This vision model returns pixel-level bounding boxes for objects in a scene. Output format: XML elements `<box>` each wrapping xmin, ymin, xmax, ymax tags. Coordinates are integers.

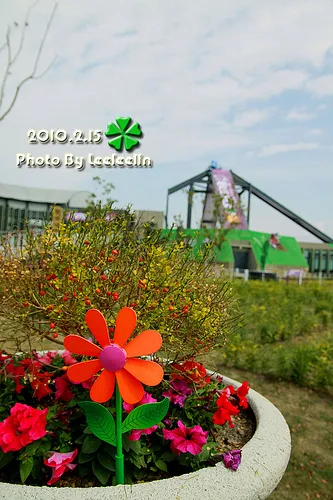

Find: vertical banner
<box><xmin>211</xmin><ymin>170</ymin><xmax>247</xmax><ymax>229</ymax></box>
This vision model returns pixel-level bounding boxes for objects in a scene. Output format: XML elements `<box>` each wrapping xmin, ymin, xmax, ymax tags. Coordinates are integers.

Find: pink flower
<box><xmin>81</xmin><ymin>375</ymin><xmax>97</xmax><ymax>390</ymax></box>
<box><xmin>128</xmin><ymin>425</ymin><xmax>158</xmax><ymax>441</ymax></box>
<box><xmin>61</xmin><ymin>350</ymin><xmax>77</xmax><ymax>366</ymax></box>
<box><xmin>36</xmin><ymin>351</ymin><xmax>57</xmax><ymax>365</ymax></box>
<box><xmin>44</xmin><ymin>449</ymin><xmax>78</xmax><ymax>485</ymax></box>
<box><xmin>123</xmin><ymin>392</ymin><xmax>158</xmax><ymax>440</ymax></box>
<box><xmin>123</xmin><ymin>392</ymin><xmax>157</xmax><ymax>413</ymax></box>
<box><xmin>162</xmin><ymin>420</ymin><xmax>208</xmax><ymax>455</ymax></box>
<box><xmin>162</xmin><ymin>380</ymin><xmax>193</xmax><ymax>408</ymax></box>
<box><xmin>0</xmin><ymin>403</ymin><xmax>48</xmax><ymax>453</ymax></box>
<box><xmin>55</xmin><ymin>375</ymin><xmax>74</xmax><ymax>402</ymax></box>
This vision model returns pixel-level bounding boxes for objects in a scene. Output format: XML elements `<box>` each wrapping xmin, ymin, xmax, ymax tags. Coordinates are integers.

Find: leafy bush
<box><xmin>217</xmin><ymin>281</ymin><xmax>333</xmax><ymax>391</ymax></box>
<box><xmin>0</xmin><ymin>205</ymin><xmax>237</xmax><ymax>361</ymax></box>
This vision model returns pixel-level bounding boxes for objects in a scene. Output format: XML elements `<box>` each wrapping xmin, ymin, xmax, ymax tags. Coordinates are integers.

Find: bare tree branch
<box><xmin>0</xmin><ymin>1</ymin><xmax>58</xmax><ymax>123</ymax></box>
<box><xmin>10</xmin><ymin>1</ymin><xmax>38</xmax><ymax>66</ymax></box>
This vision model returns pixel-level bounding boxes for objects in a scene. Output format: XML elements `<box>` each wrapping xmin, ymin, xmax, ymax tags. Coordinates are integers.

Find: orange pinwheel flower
<box><xmin>64</xmin><ymin>308</ymin><xmax>163</xmax><ymax>405</ymax></box>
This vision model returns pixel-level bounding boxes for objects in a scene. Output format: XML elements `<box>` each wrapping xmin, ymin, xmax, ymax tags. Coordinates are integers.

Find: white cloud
<box><xmin>286</xmin><ymin>109</ymin><xmax>313</xmax><ymax>121</ymax></box>
<box><xmin>234</xmin><ymin>109</ymin><xmax>270</xmax><ymax>128</ymax></box>
<box><xmin>259</xmin><ymin>142</ymin><xmax>319</xmax><ymax>156</ymax></box>
<box><xmin>310</xmin><ymin>128</ymin><xmax>323</xmax><ymax>135</ymax></box>
<box><xmin>306</xmin><ymin>74</ymin><xmax>333</xmax><ymax>96</ymax></box>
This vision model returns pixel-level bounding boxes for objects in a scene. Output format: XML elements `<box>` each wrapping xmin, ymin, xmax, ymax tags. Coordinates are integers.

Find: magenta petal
<box><xmin>186</xmin><ymin>441</ymin><xmax>203</xmax><ymax>455</ymax></box>
<box><xmin>223</xmin><ymin>449</ymin><xmax>242</xmax><ymax>471</ymax></box>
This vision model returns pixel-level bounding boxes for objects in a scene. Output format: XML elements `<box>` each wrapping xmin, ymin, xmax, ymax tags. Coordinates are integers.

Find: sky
<box><xmin>1</xmin><ymin>0</ymin><xmax>333</xmax><ymax>242</ymax></box>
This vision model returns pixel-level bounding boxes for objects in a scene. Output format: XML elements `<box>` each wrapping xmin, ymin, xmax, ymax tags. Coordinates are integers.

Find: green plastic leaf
<box><xmin>79</xmin><ymin>401</ymin><xmax>116</xmax><ymax>446</ymax></box>
<box><xmin>155</xmin><ymin>459</ymin><xmax>168</xmax><ymax>472</ymax></box>
<box><xmin>20</xmin><ymin>457</ymin><xmax>33</xmax><ymax>483</ymax></box>
<box><xmin>82</xmin><ymin>435</ymin><xmax>101</xmax><ymax>454</ymax></box>
<box><xmin>97</xmin><ymin>451</ymin><xmax>115</xmax><ymax>471</ymax></box>
<box><xmin>92</xmin><ymin>458</ymin><xmax>111</xmax><ymax>485</ymax></box>
<box><xmin>122</xmin><ymin>398</ymin><xmax>170</xmax><ymax>434</ymax></box>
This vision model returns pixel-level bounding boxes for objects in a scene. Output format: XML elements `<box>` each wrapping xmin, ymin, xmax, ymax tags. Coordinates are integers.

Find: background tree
<box><xmin>0</xmin><ymin>1</ymin><xmax>58</xmax><ymax>122</ymax></box>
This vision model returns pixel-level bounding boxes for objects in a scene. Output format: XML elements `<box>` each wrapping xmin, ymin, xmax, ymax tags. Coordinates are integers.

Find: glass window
<box><xmin>303</xmin><ymin>249</ymin><xmax>311</xmax><ymax>267</ymax></box>
<box><xmin>321</xmin><ymin>251</ymin><xmax>328</xmax><ymax>272</ymax></box>
<box><xmin>314</xmin><ymin>250</ymin><xmax>320</xmax><ymax>272</ymax></box>
<box><xmin>329</xmin><ymin>253</ymin><xmax>333</xmax><ymax>272</ymax></box>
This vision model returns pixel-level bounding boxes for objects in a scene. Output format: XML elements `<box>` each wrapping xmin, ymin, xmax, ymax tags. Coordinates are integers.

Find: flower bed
<box><xmin>0</xmin><ymin>343</ymin><xmax>254</xmax><ymax>488</ymax></box>
<box><xmin>0</xmin><ymin>369</ymin><xmax>290</xmax><ymax>499</ymax></box>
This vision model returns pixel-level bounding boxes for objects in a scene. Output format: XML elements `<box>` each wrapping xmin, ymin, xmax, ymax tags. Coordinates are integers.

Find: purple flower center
<box><xmin>99</xmin><ymin>344</ymin><xmax>126</xmax><ymax>371</ymax></box>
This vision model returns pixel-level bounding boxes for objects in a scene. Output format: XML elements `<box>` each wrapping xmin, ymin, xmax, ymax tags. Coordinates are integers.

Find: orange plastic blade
<box><xmin>113</xmin><ymin>307</ymin><xmax>137</xmax><ymax>347</ymax></box>
<box><xmin>124</xmin><ymin>358</ymin><xmax>164</xmax><ymax>386</ymax></box>
<box><xmin>116</xmin><ymin>368</ymin><xmax>144</xmax><ymax>404</ymax></box>
<box><xmin>85</xmin><ymin>309</ymin><xmax>110</xmax><ymax>348</ymax></box>
<box><xmin>64</xmin><ymin>335</ymin><xmax>102</xmax><ymax>357</ymax></box>
<box><xmin>66</xmin><ymin>359</ymin><xmax>102</xmax><ymax>383</ymax></box>
<box><xmin>90</xmin><ymin>370</ymin><xmax>115</xmax><ymax>403</ymax></box>
<box><xmin>124</xmin><ymin>330</ymin><xmax>162</xmax><ymax>358</ymax></box>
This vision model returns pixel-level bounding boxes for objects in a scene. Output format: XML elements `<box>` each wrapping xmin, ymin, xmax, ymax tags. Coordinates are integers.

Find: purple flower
<box><xmin>162</xmin><ymin>380</ymin><xmax>193</xmax><ymax>407</ymax></box>
<box><xmin>223</xmin><ymin>450</ymin><xmax>242</xmax><ymax>471</ymax></box>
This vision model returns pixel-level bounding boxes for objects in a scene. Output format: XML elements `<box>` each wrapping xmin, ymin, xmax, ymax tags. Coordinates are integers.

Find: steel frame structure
<box><xmin>165</xmin><ymin>167</ymin><xmax>333</xmax><ymax>244</ymax></box>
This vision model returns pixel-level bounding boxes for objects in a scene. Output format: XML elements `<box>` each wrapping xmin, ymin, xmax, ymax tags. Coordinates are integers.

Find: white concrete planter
<box><xmin>0</xmin><ymin>372</ymin><xmax>291</xmax><ymax>500</ymax></box>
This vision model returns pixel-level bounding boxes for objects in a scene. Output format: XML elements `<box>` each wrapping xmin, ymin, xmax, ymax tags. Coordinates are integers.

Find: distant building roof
<box><xmin>0</xmin><ymin>183</ymin><xmax>91</xmax><ymax>206</ymax></box>
<box><xmin>161</xmin><ymin>228</ymin><xmax>308</xmax><ymax>268</ymax></box>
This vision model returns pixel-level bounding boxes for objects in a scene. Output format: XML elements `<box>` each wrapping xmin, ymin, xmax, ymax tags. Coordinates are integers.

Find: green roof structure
<box><xmin>161</xmin><ymin>228</ymin><xmax>308</xmax><ymax>268</ymax></box>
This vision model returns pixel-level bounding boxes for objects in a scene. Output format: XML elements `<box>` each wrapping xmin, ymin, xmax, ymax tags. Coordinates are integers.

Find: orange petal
<box><xmin>90</xmin><ymin>370</ymin><xmax>115</xmax><ymax>403</ymax></box>
<box><xmin>125</xmin><ymin>330</ymin><xmax>162</xmax><ymax>358</ymax></box>
<box><xmin>116</xmin><ymin>368</ymin><xmax>144</xmax><ymax>404</ymax></box>
<box><xmin>64</xmin><ymin>335</ymin><xmax>102</xmax><ymax>357</ymax></box>
<box><xmin>66</xmin><ymin>359</ymin><xmax>102</xmax><ymax>383</ymax></box>
<box><xmin>124</xmin><ymin>358</ymin><xmax>163</xmax><ymax>386</ymax></box>
<box><xmin>113</xmin><ymin>307</ymin><xmax>137</xmax><ymax>347</ymax></box>
<box><xmin>85</xmin><ymin>309</ymin><xmax>110</xmax><ymax>348</ymax></box>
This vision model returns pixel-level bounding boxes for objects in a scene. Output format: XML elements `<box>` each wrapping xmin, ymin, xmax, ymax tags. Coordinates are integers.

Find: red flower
<box><xmin>30</xmin><ymin>373</ymin><xmax>53</xmax><ymax>400</ymax></box>
<box><xmin>213</xmin><ymin>402</ymin><xmax>239</xmax><ymax>428</ymax></box>
<box><xmin>55</xmin><ymin>375</ymin><xmax>74</xmax><ymax>402</ymax></box>
<box><xmin>44</xmin><ymin>449</ymin><xmax>78</xmax><ymax>485</ymax></box>
<box><xmin>236</xmin><ymin>381</ymin><xmax>250</xmax><ymax>408</ymax></box>
<box><xmin>0</xmin><ymin>403</ymin><xmax>48</xmax><ymax>453</ymax></box>
<box><xmin>5</xmin><ymin>363</ymin><xmax>25</xmax><ymax>393</ymax></box>
<box><xmin>213</xmin><ymin>388</ymin><xmax>240</xmax><ymax>428</ymax></box>
<box><xmin>171</xmin><ymin>360</ymin><xmax>210</xmax><ymax>386</ymax></box>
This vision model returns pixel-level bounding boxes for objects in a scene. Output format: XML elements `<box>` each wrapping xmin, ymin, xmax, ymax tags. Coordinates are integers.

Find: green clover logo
<box><xmin>105</xmin><ymin>117</ymin><xmax>142</xmax><ymax>152</ymax></box>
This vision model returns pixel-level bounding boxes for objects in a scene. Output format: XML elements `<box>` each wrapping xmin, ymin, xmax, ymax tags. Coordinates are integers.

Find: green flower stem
<box><xmin>115</xmin><ymin>384</ymin><xmax>124</xmax><ymax>485</ymax></box>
